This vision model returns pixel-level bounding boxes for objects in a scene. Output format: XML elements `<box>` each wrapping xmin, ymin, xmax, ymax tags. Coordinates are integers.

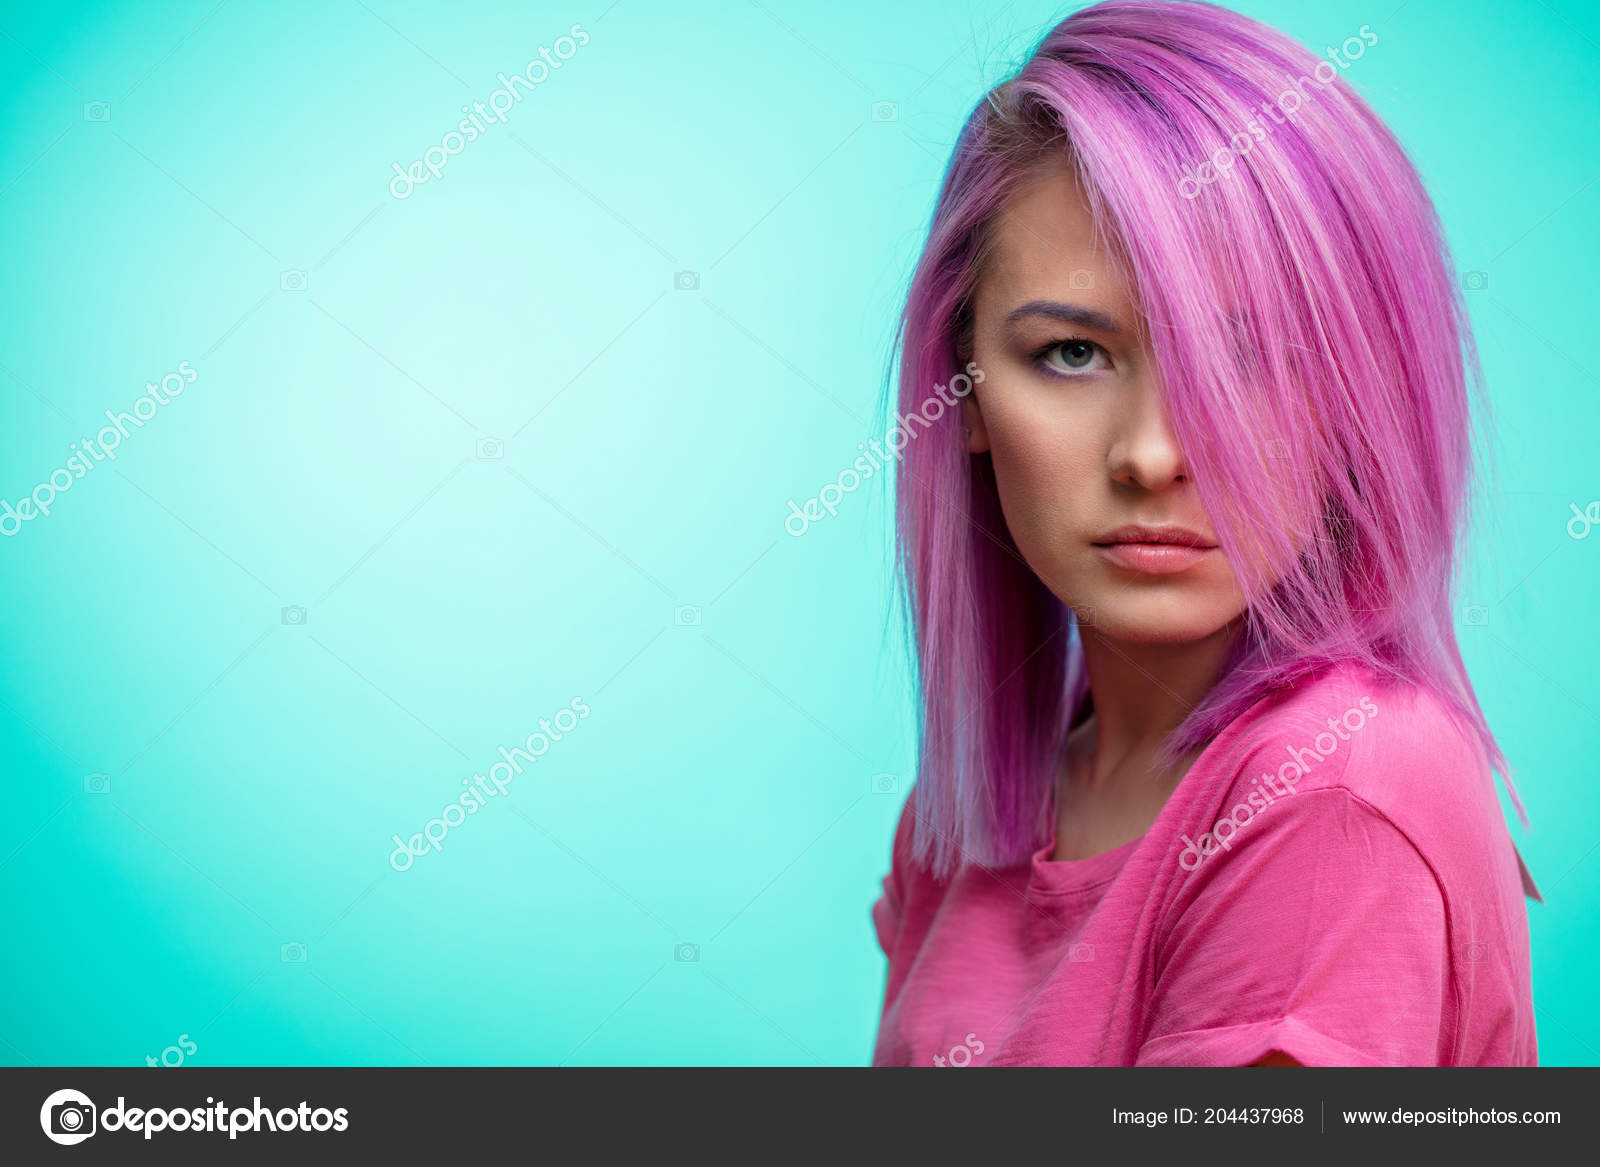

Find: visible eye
<box><xmin>1034</xmin><ymin>338</ymin><xmax>1111</xmax><ymax>377</ymax></box>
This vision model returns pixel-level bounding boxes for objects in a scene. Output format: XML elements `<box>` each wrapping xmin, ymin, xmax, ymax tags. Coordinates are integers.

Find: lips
<box><xmin>1092</xmin><ymin>524</ymin><xmax>1218</xmax><ymax>574</ymax></box>
<box><xmin>1093</xmin><ymin>524</ymin><xmax>1216</xmax><ymax>548</ymax></box>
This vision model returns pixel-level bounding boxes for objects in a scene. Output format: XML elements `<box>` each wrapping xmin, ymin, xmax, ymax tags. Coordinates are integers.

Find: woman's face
<box><xmin>965</xmin><ymin>154</ymin><xmax>1248</xmax><ymax>644</ymax></box>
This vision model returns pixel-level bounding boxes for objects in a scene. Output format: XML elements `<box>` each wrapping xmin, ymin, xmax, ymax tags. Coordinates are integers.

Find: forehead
<box><xmin>976</xmin><ymin>155</ymin><xmax>1131</xmax><ymax>311</ymax></box>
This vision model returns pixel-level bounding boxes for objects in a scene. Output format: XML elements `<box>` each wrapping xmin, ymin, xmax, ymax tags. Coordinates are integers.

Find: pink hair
<box><xmin>894</xmin><ymin>0</ymin><xmax>1518</xmax><ymax>878</ymax></box>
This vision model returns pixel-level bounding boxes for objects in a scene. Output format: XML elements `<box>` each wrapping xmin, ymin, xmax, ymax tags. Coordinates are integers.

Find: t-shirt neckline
<box><xmin>1028</xmin><ymin>832</ymin><xmax>1142</xmax><ymax>894</ymax></box>
<box><xmin>1026</xmin><ymin>679</ymin><xmax>1291</xmax><ymax>895</ymax></box>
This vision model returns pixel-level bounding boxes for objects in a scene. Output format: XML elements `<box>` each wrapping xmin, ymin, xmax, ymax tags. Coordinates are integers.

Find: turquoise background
<box><xmin>0</xmin><ymin>0</ymin><xmax>1594</xmax><ymax>1066</ymax></box>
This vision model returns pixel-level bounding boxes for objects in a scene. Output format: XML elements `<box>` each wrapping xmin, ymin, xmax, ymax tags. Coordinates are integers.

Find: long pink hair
<box><xmin>894</xmin><ymin>0</ymin><xmax>1517</xmax><ymax>878</ymax></box>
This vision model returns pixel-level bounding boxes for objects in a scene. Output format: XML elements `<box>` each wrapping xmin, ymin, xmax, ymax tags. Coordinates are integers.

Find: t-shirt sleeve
<box><xmin>871</xmin><ymin>794</ymin><xmax>917</xmax><ymax>957</ymax></box>
<box><xmin>1135</xmin><ymin>788</ymin><xmax>1450</xmax><ymax>1066</ymax></box>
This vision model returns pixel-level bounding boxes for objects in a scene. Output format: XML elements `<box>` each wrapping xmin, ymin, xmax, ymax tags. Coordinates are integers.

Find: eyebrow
<box><xmin>1003</xmin><ymin>300</ymin><xmax>1123</xmax><ymax>333</ymax></box>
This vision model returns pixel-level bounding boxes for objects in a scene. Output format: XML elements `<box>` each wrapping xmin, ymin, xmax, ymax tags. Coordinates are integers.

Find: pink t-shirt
<box><xmin>870</xmin><ymin>660</ymin><xmax>1536</xmax><ymax>1066</ymax></box>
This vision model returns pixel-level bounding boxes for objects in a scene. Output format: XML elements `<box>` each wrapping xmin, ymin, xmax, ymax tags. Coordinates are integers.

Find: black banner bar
<box><xmin>3</xmin><ymin>1067</ymin><xmax>1591</xmax><ymax>1161</ymax></box>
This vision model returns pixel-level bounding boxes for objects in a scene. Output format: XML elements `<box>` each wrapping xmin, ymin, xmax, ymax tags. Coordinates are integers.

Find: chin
<box><xmin>1079</xmin><ymin>616</ymin><xmax>1228</xmax><ymax>644</ymax></box>
<box><xmin>1070</xmin><ymin>593</ymin><xmax>1239</xmax><ymax>645</ymax></box>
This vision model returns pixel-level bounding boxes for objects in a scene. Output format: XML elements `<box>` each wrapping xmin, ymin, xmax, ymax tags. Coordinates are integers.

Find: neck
<box><xmin>1074</xmin><ymin>617</ymin><xmax>1242</xmax><ymax>783</ymax></box>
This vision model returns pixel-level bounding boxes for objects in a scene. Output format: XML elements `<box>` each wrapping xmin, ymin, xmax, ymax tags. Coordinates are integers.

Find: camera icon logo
<box><xmin>674</xmin><ymin>605</ymin><xmax>701</xmax><ymax>627</ymax></box>
<box><xmin>82</xmin><ymin>102</ymin><xmax>111</xmax><ymax>122</ymax></box>
<box><xmin>476</xmin><ymin>437</ymin><xmax>504</xmax><ymax>460</ymax></box>
<box><xmin>280</xmin><ymin>269</ymin><xmax>308</xmax><ymax>292</ymax></box>
<box><xmin>1463</xmin><ymin>605</ymin><xmax>1488</xmax><ymax>627</ymax></box>
<box><xmin>674</xmin><ymin>942</ymin><xmax>700</xmax><ymax>962</ymax></box>
<box><xmin>281</xmin><ymin>605</ymin><xmax>308</xmax><ymax>626</ymax></box>
<box><xmin>1068</xmin><ymin>269</ymin><xmax>1096</xmax><ymax>290</ymax></box>
<box><xmin>871</xmin><ymin>773</ymin><xmax>899</xmax><ymax>795</ymax></box>
<box><xmin>1068</xmin><ymin>941</ymin><xmax>1095</xmax><ymax>962</ymax></box>
<box><xmin>1464</xmin><ymin>941</ymin><xmax>1488</xmax><ymax>962</ymax></box>
<box><xmin>872</xmin><ymin>100</ymin><xmax>899</xmax><ymax>121</ymax></box>
<box><xmin>83</xmin><ymin>772</ymin><xmax>111</xmax><ymax>795</ymax></box>
<box><xmin>1075</xmin><ymin>605</ymin><xmax>1098</xmax><ymax>628</ymax></box>
<box><xmin>674</xmin><ymin>270</ymin><xmax>700</xmax><ymax>291</ymax></box>
<box><xmin>1461</xmin><ymin>270</ymin><xmax>1488</xmax><ymax>292</ymax></box>
<box><xmin>40</xmin><ymin>1088</ymin><xmax>96</xmax><ymax>1145</ymax></box>
<box><xmin>281</xmin><ymin>941</ymin><xmax>308</xmax><ymax>963</ymax></box>
<box><xmin>1265</xmin><ymin>437</ymin><xmax>1289</xmax><ymax>459</ymax></box>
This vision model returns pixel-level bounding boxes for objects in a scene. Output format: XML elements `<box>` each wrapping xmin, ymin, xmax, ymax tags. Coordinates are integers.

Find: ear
<box><xmin>962</xmin><ymin>391</ymin><xmax>990</xmax><ymax>453</ymax></box>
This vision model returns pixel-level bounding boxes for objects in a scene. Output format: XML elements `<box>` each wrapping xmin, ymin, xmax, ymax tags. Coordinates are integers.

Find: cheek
<box><xmin>983</xmin><ymin>396</ymin><xmax>1100</xmax><ymax>537</ymax></box>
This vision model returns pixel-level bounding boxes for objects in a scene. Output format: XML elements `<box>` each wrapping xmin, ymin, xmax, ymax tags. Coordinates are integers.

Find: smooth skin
<box><xmin>962</xmin><ymin>153</ymin><xmax>1295</xmax><ymax>1067</ymax></box>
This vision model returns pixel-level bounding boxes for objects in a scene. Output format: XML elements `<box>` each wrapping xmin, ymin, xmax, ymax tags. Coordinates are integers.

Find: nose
<box><xmin>1105</xmin><ymin>374</ymin><xmax>1187</xmax><ymax>491</ymax></box>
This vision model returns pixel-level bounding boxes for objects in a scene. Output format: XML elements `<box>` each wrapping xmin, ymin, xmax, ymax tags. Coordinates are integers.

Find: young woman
<box><xmin>871</xmin><ymin>0</ymin><xmax>1537</xmax><ymax>1067</ymax></box>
